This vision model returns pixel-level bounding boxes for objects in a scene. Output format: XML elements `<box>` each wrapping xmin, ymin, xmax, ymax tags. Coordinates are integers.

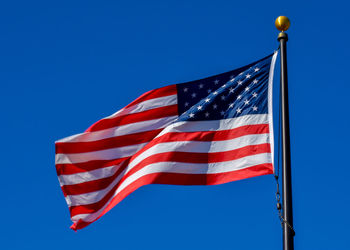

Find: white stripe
<box><xmin>66</xmin><ymin>134</ymin><xmax>270</xmax><ymax>207</ymax></box>
<box><xmin>55</xmin><ymin>143</ymin><xmax>148</xmax><ymax>164</ymax></box>
<box><xmin>56</xmin><ymin>116</ymin><xmax>177</xmax><ymax>143</ymax></box>
<box><xmin>71</xmin><ymin>152</ymin><xmax>272</xmax><ymax>223</ymax></box>
<box><xmin>58</xmin><ymin>164</ymin><xmax>123</xmax><ymax>186</ymax></box>
<box><xmin>58</xmin><ymin>133</ymin><xmax>268</xmax><ymax>186</ymax></box>
<box><xmin>157</xmin><ymin>114</ymin><xmax>269</xmax><ymax>137</ymax></box>
<box><xmin>104</xmin><ymin>95</ymin><xmax>177</xmax><ymax>119</ymax></box>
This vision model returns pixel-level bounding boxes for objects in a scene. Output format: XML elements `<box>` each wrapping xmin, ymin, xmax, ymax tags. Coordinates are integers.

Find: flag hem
<box><xmin>268</xmin><ymin>50</ymin><xmax>278</xmax><ymax>171</ymax></box>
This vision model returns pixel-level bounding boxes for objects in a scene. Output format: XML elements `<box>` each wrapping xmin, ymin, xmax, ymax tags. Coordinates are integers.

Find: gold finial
<box><xmin>275</xmin><ymin>16</ymin><xmax>290</xmax><ymax>32</ymax></box>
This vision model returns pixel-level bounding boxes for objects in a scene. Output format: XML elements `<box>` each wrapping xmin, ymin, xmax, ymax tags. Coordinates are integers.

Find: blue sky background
<box><xmin>1</xmin><ymin>1</ymin><xmax>349</xmax><ymax>249</ymax></box>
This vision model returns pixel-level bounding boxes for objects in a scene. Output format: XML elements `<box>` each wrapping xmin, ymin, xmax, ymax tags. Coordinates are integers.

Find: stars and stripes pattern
<box><xmin>55</xmin><ymin>51</ymin><xmax>278</xmax><ymax>230</ymax></box>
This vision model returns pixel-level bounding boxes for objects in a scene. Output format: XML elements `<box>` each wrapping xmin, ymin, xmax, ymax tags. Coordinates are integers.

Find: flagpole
<box><xmin>275</xmin><ymin>16</ymin><xmax>294</xmax><ymax>250</ymax></box>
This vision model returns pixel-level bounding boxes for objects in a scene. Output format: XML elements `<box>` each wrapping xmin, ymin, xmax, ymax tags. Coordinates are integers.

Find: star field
<box><xmin>176</xmin><ymin>54</ymin><xmax>274</xmax><ymax>121</ymax></box>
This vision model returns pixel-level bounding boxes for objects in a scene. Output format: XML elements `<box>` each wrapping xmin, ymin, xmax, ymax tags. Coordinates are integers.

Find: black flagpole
<box><xmin>275</xmin><ymin>16</ymin><xmax>294</xmax><ymax>250</ymax></box>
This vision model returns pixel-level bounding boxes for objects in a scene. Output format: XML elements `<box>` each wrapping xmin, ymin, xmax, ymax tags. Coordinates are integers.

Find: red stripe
<box><xmin>132</xmin><ymin>124</ymin><xmax>269</xmax><ymax>160</ymax></box>
<box><xmin>57</xmin><ymin>124</ymin><xmax>268</xmax><ymax>175</ymax></box>
<box><xmin>56</xmin><ymin>128</ymin><xmax>163</xmax><ymax>154</ymax></box>
<box><xmin>68</xmin><ymin>143</ymin><xmax>271</xmax><ymax>216</ymax></box>
<box><xmin>70</xmin><ymin>163</ymin><xmax>273</xmax><ymax>231</ymax></box>
<box><xmin>85</xmin><ymin>104</ymin><xmax>178</xmax><ymax>132</ymax></box>
<box><xmin>124</xmin><ymin>85</ymin><xmax>177</xmax><ymax>109</ymax></box>
<box><xmin>56</xmin><ymin>157</ymin><xmax>129</xmax><ymax>175</ymax></box>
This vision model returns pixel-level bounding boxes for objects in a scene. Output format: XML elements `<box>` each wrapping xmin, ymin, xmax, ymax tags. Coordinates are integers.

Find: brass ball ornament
<box><xmin>275</xmin><ymin>16</ymin><xmax>290</xmax><ymax>32</ymax></box>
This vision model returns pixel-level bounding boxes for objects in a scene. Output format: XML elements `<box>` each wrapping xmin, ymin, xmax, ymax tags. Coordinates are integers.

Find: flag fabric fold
<box><xmin>55</xmin><ymin>51</ymin><xmax>278</xmax><ymax>230</ymax></box>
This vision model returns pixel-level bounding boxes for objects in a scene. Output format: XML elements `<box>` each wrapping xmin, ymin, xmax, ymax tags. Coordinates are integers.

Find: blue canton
<box><xmin>176</xmin><ymin>54</ymin><xmax>274</xmax><ymax>121</ymax></box>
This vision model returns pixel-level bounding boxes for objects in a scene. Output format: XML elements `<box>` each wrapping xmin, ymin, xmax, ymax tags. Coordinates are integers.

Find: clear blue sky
<box><xmin>1</xmin><ymin>1</ymin><xmax>349</xmax><ymax>249</ymax></box>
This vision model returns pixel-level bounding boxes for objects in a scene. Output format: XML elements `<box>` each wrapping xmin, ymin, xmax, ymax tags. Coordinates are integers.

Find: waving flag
<box><xmin>55</xmin><ymin>51</ymin><xmax>278</xmax><ymax>230</ymax></box>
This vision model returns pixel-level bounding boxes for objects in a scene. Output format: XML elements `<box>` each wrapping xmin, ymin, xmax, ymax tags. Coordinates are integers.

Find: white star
<box><xmin>197</xmin><ymin>105</ymin><xmax>202</xmax><ymax>110</ymax></box>
<box><xmin>253</xmin><ymin>106</ymin><xmax>258</xmax><ymax>111</ymax></box>
<box><xmin>213</xmin><ymin>91</ymin><xmax>218</xmax><ymax>95</ymax></box>
<box><xmin>245</xmin><ymin>86</ymin><xmax>250</xmax><ymax>92</ymax></box>
<box><xmin>199</xmin><ymin>84</ymin><xmax>204</xmax><ymax>89</ymax></box>
<box><xmin>253</xmin><ymin>79</ymin><xmax>259</xmax><ymax>84</ymax></box>
<box><xmin>220</xmin><ymin>111</ymin><xmax>225</xmax><ymax>116</ymax></box>
<box><xmin>244</xmin><ymin>99</ymin><xmax>250</xmax><ymax>105</ymax></box>
<box><xmin>205</xmin><ymin>112</ymin><xmax>210</xmax><ymax>117</ymax></box>
<box><xmin>184</xmin><ymin>102</ymin><xmax>189</xmax><ymax>107</ymax></box>
<box><xmin>252</xmin><ymin>92</ymin><xmax>258</xmax><ymax>98</ymax></box>
<box><xmin>207</xmin><ymin>89</ymin><xmax>212</xmax><ymax>93</ymax></box>
<box><xmin>229</xmin><ymin>87</ymin><xmax>234</xmax><ymax>93</ymax></box>
<box><xmin>213</xmin><ymin>104</ymin><xmax>218</xmax><ymax>109</ymax></box>
<box><xmin>236</xmin><ymin>108</ymin><xmax>242</xmax><ymax>113</ymax></box>
<box><xmin>214</xmin><ymin>79</ymin><xmax>219</xmax><ymax>84</ymax></box>
<box><xmin>189</xmin><ymin>113</ymin><xmax>195</xmax><ymax>118</ymax></box>
<box><xmin>229</xmin><ymin>103</ymin><xmax>234</xmax><ymax>108</ymax></box>
<box><xmin>237</xmin><ymin>80</ymin><xmax>243</xmax><ymax>85</ymax></box>
<box><xmin>254</xmin><ymin>67</ymin><xmax>260</xmax><ymax>72</ymax></box>
<box><xmin>183</xmin><ymin>88</ymin><xmax>188</xmax><ymax>92</ymax></box>
<box><xmin>205</xmin><ymin>98</ymin><xmax>210</xmax><ymax>103</ymax></box>
<box><xmin>191</xmin><ymin>93</ymin><xmax>197</xmax><ymax>98</ymax></box>
<box><xmin>237</xmin><ymin>95</ymin><xmax>242</xmax><ymax>100</ymax></box>
<box><xmin>246</xmin><ymin>74</ymin><xmax>251</xmax><ymax>79</ymax></box>
<box><xmin>221</xmin><ymin>95</ymin><xmax>226</xmax><ymax>100</ymax></box>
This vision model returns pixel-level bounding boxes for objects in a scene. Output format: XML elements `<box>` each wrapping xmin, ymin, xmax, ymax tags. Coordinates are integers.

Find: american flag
<box><xmin>55</xmin><ymin>52</ymin><xmax>278</xmax><ymax>230</ymax></box>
